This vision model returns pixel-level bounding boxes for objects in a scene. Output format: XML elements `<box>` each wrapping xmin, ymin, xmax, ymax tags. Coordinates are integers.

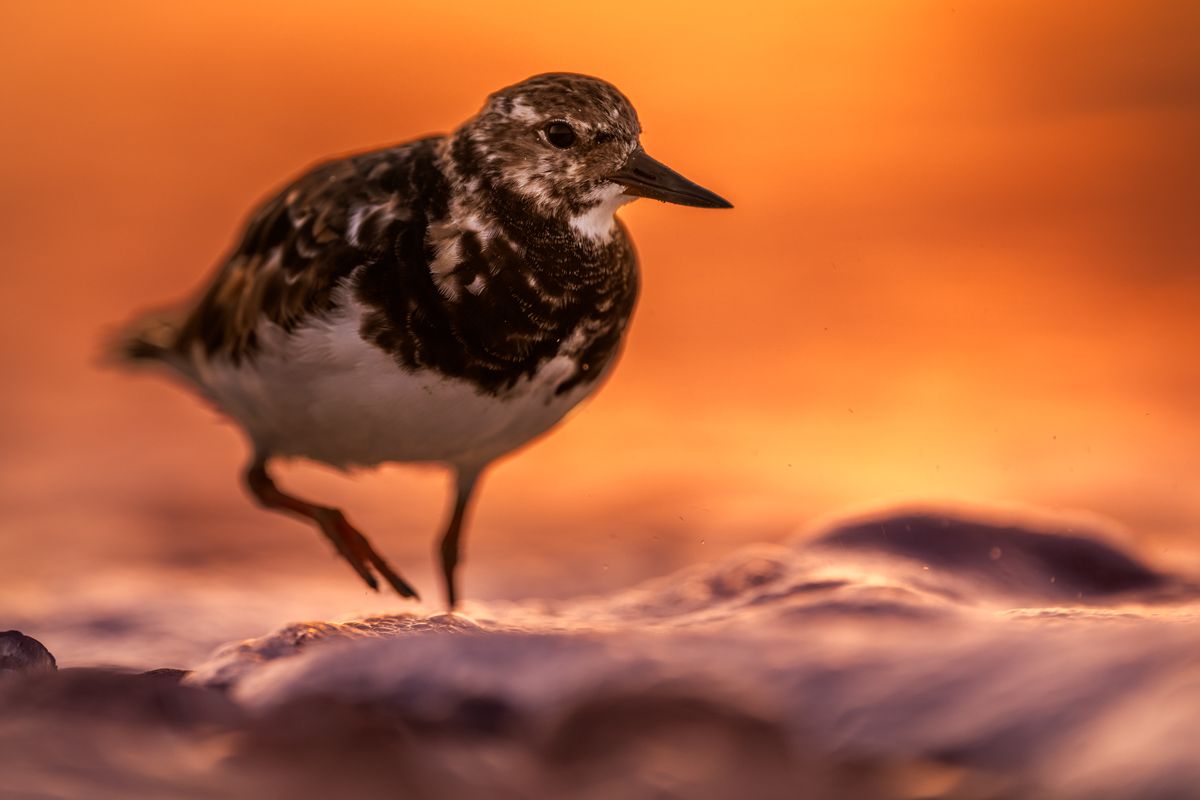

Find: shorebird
<box><xmin>116</xmin><ymin>73</ymin><xmax>732</xmax><ymax>608</ymax></box>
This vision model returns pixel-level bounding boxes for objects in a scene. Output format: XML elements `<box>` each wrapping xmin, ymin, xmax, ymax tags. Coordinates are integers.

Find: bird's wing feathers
<box><xmin>173</xmin><ymin>138</ymin><xmax>441</xmax><ymax>363</ymax></box>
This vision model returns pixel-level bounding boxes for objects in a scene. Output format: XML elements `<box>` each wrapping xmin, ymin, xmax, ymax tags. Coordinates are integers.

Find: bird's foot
<box><xmin>313</xmin><ymin>508</ymin><xmax>420</xmax><ymax>599</ymax></box>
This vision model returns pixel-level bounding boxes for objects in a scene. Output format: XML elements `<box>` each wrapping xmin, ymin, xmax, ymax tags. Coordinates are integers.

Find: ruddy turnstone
<box><xmin>116</xmin><ymin>73</ymin><xmax>731</xmax><ymax>608</ymax></box>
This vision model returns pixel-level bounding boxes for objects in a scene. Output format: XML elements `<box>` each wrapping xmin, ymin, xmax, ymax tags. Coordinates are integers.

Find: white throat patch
<box><xmin>569</xmin><ymin>184</ymin><xmax>635</xmax><ymax>241</ymax></box>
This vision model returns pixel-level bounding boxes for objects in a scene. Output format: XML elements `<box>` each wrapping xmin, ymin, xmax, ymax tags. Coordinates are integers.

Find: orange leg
<box><xmin>244</xmin><ymin>459</ymin><xmax>419</xmax><ymax>599</ymax></box>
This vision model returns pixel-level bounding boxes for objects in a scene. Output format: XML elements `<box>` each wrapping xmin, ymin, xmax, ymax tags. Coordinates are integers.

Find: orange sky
<box><xmin>1</xmin><ymin>1</ymin><xmax>1198</xmax><ymax>603</ymax></box>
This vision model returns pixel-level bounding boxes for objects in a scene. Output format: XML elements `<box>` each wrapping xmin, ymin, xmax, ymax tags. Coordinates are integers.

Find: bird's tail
<box><xmin>103</xmin><ymin>305</ymin><xmax>189</xmax><ymax>371</ymax></box>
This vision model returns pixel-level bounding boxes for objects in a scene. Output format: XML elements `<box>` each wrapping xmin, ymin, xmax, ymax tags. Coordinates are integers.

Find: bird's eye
<box><xmin>544</xmin><ymin>121</ymin><xmax>577</xmax><ymax>149</ymax></box>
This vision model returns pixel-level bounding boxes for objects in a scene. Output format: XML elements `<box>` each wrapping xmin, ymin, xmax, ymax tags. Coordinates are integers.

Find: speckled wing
<box><xmin>172</xmin><ymin>138</ymin><xmax>441</xmax><ymax>363</ymax></box>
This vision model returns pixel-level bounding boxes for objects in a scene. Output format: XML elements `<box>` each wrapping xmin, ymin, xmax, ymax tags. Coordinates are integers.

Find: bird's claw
<box><xmin>315</xmin><ymin>508</ymin><xmax>420</xmax><ymax>599</ymax></box>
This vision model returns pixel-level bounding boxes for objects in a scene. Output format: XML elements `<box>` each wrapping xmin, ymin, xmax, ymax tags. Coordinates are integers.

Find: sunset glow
<box><xmin>1</xmin><ymin>0</ymin><xmax>1197</xmax><ymax>605</ymax></box>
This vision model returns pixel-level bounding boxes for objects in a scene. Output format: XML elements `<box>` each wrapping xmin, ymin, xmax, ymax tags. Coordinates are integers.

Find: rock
<box><xmin>814</xmin><ymin>512</ymin><xmax>1169</xmax><ymax>601</ymax></box>
<box><xmin>0</xmin><ymin>631</ymin><xmax>57</xmax><ymax>674</ymax></box>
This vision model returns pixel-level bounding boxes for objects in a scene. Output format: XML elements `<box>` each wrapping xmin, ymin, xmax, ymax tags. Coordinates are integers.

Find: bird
<box><xmin>115</xmin><ymin>72</ymin><xmax>732</xmax><ymax>608</ymax></box>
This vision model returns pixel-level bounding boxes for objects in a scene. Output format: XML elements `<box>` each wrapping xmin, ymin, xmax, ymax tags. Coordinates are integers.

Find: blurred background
<box><xmin>1</xmin><ymin>1</ymin><xmax>1197</xmax><ymax>664</ymax></box>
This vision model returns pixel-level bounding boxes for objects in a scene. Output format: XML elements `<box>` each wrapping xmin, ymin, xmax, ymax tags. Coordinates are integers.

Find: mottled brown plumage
<box><xmin>175</xmin><ymin>144</ymin><xmax>430</xmax><ymax>365</ymax></box>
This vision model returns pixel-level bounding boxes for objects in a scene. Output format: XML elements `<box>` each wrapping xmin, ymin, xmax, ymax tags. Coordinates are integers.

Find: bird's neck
<box><xmin>439</xmin><ymin>132</ymin><xmax>626</xmax><ymax>256</ymax></box>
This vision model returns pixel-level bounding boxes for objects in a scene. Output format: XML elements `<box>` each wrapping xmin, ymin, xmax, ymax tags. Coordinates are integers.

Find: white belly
<box><xmin>188</xmin><ymin>292</ymin><xmax>611</xmax><ymax>470</ymax></box>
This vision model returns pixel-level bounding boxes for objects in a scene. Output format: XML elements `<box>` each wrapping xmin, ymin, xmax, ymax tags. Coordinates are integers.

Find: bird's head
<box><xmin>452</xmin><ymin>73</ymin><xmax>731</xmax><ymax>238</ymax></box>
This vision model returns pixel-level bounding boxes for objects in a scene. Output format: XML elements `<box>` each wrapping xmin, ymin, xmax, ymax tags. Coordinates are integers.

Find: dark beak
<box><xmin>609</xmin><ymin>147</ymin><xmax>733</xmax><ymax>209</ymax></box>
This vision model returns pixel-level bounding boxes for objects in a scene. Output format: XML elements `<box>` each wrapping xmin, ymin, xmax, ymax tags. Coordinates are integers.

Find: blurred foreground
<box><xmin>4</xmin><ymin>509</ymin><xmax>1199</xmax><ymax>799</ymax></box>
